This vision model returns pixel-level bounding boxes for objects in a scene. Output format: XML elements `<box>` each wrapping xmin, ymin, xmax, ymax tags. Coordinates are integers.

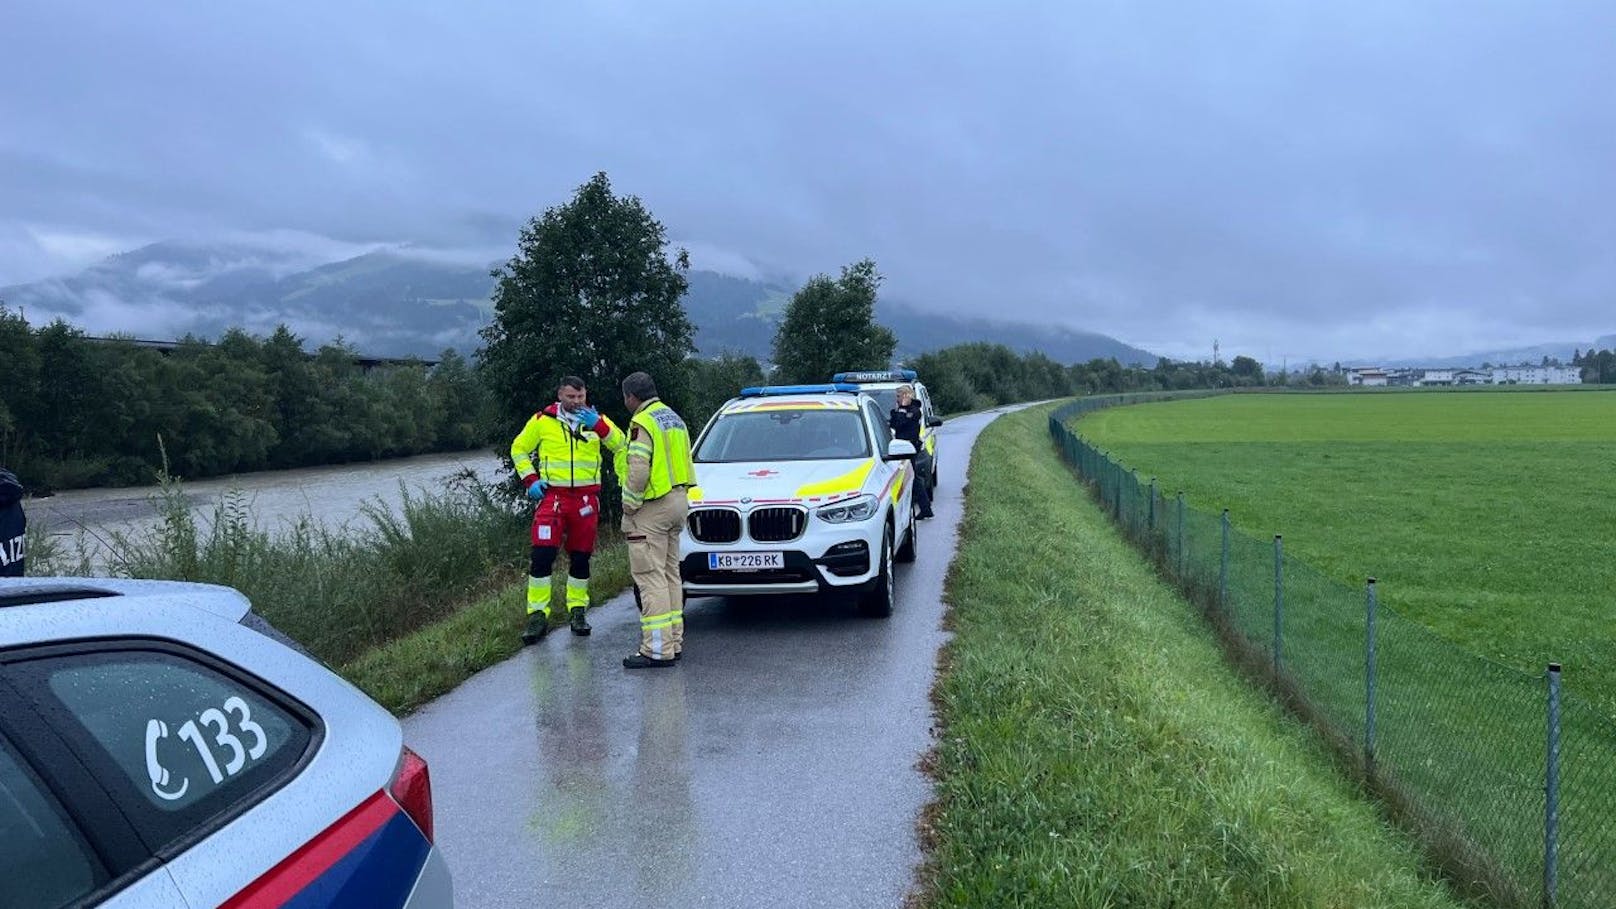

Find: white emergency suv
<box><xmin>830</xmin><ymin>369</ymin><xmax>944</xmax><ymax>489</ymax></box>
<box><xmin>679</xmin><ymin>383</ymin><xmax>920</xmax><ymax>616</ymax></box>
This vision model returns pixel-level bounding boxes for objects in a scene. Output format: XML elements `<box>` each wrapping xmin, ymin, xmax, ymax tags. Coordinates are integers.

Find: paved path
<box><xmin>404</xmin><ymin>408</ymin><xmax>1013</xmax><ymax>909</ymax></box>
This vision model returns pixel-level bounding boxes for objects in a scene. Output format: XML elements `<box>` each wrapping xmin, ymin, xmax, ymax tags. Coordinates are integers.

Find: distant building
<box><xmin>1454</xmin><ymin>369</ymin><xmax>1491</xmax><ymax>385</ymax></box>
<box><xmin>1491</xmin><ymin>365</ymin><xmax>1582</xmax><ymax>385</ymax></box>
<box><xmin>1419</xmin><ymin>368</ymin><xmax>1455</xmax><ymax>386</ymax></box>
<box><xmin>1349</xmin><ymin>368</ymin><xmax>1389</xmax><ymax>387</ymax></box>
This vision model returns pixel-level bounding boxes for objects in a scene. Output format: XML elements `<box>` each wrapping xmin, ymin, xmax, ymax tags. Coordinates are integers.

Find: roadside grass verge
<box><xmin>918</xmin><ymin>404</ymin><xmax>1463</xmax><ymax>908</ymax></box>
<box><xmin>31</xmin><ymin>469</ymin><xmax>631</xmax><ymax>713</ymax></box>
<box><xmin>340</xmin><ymin>539</ymin><xmax>630</xmax><ymax>714</ymax></box>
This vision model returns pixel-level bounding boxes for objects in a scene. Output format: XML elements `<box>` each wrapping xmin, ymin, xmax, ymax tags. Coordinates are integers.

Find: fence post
<box><xmin>1365</xmin><ymin>577</ymin><xmax>1378</xmax><ymax>773</ymax></box>
<box><xmin>1219</xmin><ymin>509</ymin><xmax>1230</xmax><ymax>611</ymax></box>
<box><xmin>1147</xmin><ymin>478</ymin><xmax>1157</xmax><ymax>533</ymax></box>
<box><xmin>1545</xmin><ymin>662</ymin><xmax>1562</xmax><ymax>909</ymax></box>
<box><xmin>1176</xmin><ymin>492</ymin><xmax>1186</xmax><ymax>578</ymax></box>
<box><xmin>1114</xmin><ymin>464</ymin><xmax>1123</xmax><ymax>521</ymax></box>
<box><xmin>1131</xmin><ymin>469</ymin><xmax>1144</xmax><ymax>533</ymax></box>
<box><xmin>1273</xmin><ymin>535</ymin><xmax>1283</xmax><ymax>676</ymax></box>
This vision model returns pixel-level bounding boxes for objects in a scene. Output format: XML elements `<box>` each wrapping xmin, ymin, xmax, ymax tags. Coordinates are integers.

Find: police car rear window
<box><xmin>8</xmin><ymin>646</ymin><xmax>315</xmax><ymax>855</ymax></box>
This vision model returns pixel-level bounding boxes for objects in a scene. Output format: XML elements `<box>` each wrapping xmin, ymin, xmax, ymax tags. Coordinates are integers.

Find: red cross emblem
<box><xmin>745</xmin><ymin>469</ymin><xmax>779</xmax><ymax>478</ymax></box>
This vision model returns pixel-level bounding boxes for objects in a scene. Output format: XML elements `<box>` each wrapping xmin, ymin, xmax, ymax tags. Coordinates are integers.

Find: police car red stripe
<box><xmin>221</xmin><ymin>782</ymin><xmax>432</xmax><ymax>908</ymax></box>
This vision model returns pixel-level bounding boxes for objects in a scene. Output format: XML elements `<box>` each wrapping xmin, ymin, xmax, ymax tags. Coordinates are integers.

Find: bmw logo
<box><xmin>740</xmin><ymin>496</ymin><xmax>753</xmax><ymax>504</ymax></box>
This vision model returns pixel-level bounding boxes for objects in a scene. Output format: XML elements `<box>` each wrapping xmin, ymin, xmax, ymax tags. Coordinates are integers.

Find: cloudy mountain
<box><xmin>1</xmin><ymin>240</ymin><xmax>1158</xmax><ymax>364</ymax></box>
<box><xmin>1374</xmin><ymin>334</ymin><xmax>1616</xmax><ymax>369</ymax></box>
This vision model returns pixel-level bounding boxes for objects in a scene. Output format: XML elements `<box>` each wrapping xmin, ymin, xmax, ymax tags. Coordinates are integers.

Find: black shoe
<box><xmin>919</xmin><ymin>510</ymin><xmax>935</xmax><ymax>520</ymax></box>
<box><xmin>623</xmin><ymin>653</ymin><xmax>677</xmax><ymax>669</ymax></box>
<box><xmin>674</xmin><ymin>650</ymin><xmax>682</xmax><ymax>661</ymax></box>
<box><xmin>521</xmin><ymin>614</ymin><xmax>551</xmax><ymax>646</ymax></box>
<box><xmin>569</xmin><ymin>607</ymin><xmax>591</xmax><ymax>636</ymax></box>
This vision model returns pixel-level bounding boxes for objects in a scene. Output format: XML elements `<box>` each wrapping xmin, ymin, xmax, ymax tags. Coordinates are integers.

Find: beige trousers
<box><xmin>624</xmin><ymin>491</ymin><xmax>688</xmax><ymax>659</ymax></box>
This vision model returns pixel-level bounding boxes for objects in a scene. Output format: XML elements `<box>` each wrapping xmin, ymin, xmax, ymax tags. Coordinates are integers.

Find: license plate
<box><xmin>708</xmin><ymin>551</ymin><xmax>784</xmax><ymax>571</ymax></box>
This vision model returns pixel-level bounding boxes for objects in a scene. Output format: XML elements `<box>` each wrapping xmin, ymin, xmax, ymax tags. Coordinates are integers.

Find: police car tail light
<box><xmin>390</xmin><ymin>745</ymin><xmax>435</xmax><ymax>843</ymax></box>
<box><xmin>817</xmin><ymin>495</ymin><xmax>877</xmax><ymax>523</ymax></box>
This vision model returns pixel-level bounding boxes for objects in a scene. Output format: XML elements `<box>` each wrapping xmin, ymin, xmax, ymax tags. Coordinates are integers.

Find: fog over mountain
<box><xmin>0</xmin><ymin>240</ymin><xmax>1159</xmax><ymax>364</ymax></box>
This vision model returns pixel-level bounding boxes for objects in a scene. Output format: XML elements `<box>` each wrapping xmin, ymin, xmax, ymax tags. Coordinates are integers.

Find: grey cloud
<box><xmin>4</xmin><ymin>0</ymin><xmax>1615</xmax><ymax>361</ymax></box>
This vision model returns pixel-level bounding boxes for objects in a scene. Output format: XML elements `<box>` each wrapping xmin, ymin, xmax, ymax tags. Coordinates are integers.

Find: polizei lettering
<box><xmin>0</xmin><ymin>534</ymin><xmax>22</xmax><ymax>568</ymax></box>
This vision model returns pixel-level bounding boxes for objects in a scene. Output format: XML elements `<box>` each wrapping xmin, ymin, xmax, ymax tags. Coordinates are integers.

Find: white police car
<box><xmin>679</xmin><ymin>384</ymin><xmax>919</xmax><ymax>616</ymax></box>
<box><xmin>830</xmin><ymin>369</ymin><xmax>944</xmax><ymax>489</ymax></box>
<box><xmin>0</xmin><ymin>577</ymin><xmax>452</xmax><ymax>908</ymax></box>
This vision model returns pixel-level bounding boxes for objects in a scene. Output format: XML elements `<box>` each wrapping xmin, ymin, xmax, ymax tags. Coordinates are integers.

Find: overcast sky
<box><xmin>4</xmin><ymin>0</ymin><xmax>1614</xmax><ymax>362</ymax></box>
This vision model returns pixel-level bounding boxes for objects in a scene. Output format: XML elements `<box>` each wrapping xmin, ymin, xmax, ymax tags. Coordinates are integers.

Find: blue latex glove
<box><xmin>575</xmin><ymin>406</ymin><xmax>600</xmax><ymax>430</ymax></box>
<box><xmin>525</xmin><ymin>479</ymin><xmax>548</xmax><ymax>500</ymax></box>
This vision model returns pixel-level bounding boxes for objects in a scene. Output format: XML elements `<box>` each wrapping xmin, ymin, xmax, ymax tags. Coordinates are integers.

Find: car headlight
<box><xmin>816</xmin><ymin>494</ymin><xmax>878</xmax><ymax>524</ymax></box>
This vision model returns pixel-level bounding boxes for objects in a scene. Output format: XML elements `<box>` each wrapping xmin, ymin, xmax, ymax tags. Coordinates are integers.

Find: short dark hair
<box><xmin>559</xmin><ymin>375</ymin><xmax>586</xmax><ymax>391</ymax></box>
<box><xmin>621</xmin><ymin>371</ymin><xmax>658</xmax><ymax>400</ymax></box>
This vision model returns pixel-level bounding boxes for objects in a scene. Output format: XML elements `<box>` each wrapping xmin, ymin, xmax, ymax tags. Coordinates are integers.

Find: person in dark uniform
<box><xmin>0</xmin><ymin>468</ymin><xmax>26</xmax><ymax>577</ymax></box>
<box><xmin>887</xmin><ymin>385</ymin><xmax>934</xmax><ymax>519</ymax></box>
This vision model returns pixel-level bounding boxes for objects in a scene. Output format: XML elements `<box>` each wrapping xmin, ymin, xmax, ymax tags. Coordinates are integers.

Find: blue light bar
<box><xmin>739</xmin><ymin>383</ymin><xmax>863</xmax><ymax>397</ymax></box>
<box><xmin>830</xmin><ymin>369</ymin><xmax>917</xmax><ymax>383</ymax></box>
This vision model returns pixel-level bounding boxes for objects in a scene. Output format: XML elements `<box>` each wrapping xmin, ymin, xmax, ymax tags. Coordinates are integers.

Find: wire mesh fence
<box><xmin>1048</xmin><ymin>395</ymin><xmax>1616</xmax><ymax>909</ymax></box>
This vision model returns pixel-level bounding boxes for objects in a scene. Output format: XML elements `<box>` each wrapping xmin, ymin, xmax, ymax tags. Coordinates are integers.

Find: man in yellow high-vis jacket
<box><xmin>618</xmin><ymin>371</ymin><xmax>695</xmax><ymax>669</ymax></box>
<box><xmin>511</xmin><ymin>376</ymin><xmax>626</xmax><ymax>644</ymax></box>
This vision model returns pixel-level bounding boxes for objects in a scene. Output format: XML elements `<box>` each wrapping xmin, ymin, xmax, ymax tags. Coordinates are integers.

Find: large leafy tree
<box><xmin>770</xmin><ymin>259</ymin><xmax>896</xmax><ymax>384</ymax></box>
<box><xmin>477</xmin><ymin>172</ymin><xmax>695</xmax><ymax>434</ymax></box>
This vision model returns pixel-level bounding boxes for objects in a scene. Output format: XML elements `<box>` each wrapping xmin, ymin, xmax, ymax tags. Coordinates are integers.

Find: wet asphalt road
<box><xmin>403</xmin><ymin>408</ymin><xmax>1015</xmax><ymax>909</ymax></box>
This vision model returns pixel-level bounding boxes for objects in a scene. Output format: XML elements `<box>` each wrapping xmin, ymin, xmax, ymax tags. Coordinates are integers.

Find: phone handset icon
<box><xmin>144</xmin><ymin>719</ymin><xmax>189</xmax><ymax>801</ymax></box>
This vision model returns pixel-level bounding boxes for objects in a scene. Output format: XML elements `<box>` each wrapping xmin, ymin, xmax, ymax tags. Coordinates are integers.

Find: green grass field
<box><xmin>1078</xmin><ymin>391</ymin><xmax>1616</xmax><ymax>713</ymax></box>
<box><xmin>919</xmin><ymin>404</ymin><xmax>1462</xmax><ymax>908</ymax></box>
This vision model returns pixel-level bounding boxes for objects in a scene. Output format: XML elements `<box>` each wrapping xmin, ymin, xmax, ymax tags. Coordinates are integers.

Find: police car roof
<box><xmin>0</xmin><ymin>577</ymin><xmax>253</xmax><ymax>622</ymax></box>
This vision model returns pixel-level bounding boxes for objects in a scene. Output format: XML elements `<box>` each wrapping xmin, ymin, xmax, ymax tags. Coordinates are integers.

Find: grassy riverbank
<box><xmin>30</xmin><ymin>471</ymin><xmax>631</xmax><ymax>714</ymax></box>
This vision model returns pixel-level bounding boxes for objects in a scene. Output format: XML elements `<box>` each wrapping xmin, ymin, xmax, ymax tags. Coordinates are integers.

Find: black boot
<box><xmin>622</xmin><ymin>652</ymin><xmax>676</xmax><ymax>669</ymax></box>
<box><xmin>521</xmin><ymin>613</ymin><xmax>550</xmax><ymax>645</ymax></box>
<box><xmin>569</xmin><ymin>607</ymin><xmax>591</xmax><ymax>636</ymax></box>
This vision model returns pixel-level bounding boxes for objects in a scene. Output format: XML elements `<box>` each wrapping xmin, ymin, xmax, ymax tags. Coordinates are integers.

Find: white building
<box><xmin>1419</xmin><ymin>368</ymin><xmax>1455</xmax><ymax>386</ymax></box>
<box><xmin>1491</xmin><ymin>366</ymin><xmax>1582</xmax><ymax>385</ymax></box>
<box><xmin>1349</xmin><ymin>368</ymin><xmax>1388</xmax><ymax>387</ymax></box>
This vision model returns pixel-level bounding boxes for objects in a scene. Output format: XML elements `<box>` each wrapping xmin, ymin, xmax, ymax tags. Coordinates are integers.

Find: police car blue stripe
<box><xmin>282</xmin><ymin>811</ymin><xmax>432</xmax><ymax>908</ymax></box>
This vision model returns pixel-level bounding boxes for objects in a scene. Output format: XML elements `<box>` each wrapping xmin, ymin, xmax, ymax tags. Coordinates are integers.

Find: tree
<box><xmin>770</xmin><ymin>259</ymin><xmax>896</xmax><ymax>384</ymax></box>
<box><xmin>478</xmin><ymin>172</ymin><xmax>695</xmax><ymax>436</ymax></box>
<box><xmin>685</xmin><ymin>352</ymin><xmax>766</xmax><ymax>431</ymax></box>
<box><xmin>1230</xmin><ymin>355</ymin><xmax>1264</xmax><ymax>384</ymax></box>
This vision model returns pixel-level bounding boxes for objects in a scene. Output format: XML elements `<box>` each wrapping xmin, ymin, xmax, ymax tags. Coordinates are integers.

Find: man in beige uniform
<box><xmin>619</xmin><ymin>371</ymin><xmax>695</xmax><ymax>669</ymax></box>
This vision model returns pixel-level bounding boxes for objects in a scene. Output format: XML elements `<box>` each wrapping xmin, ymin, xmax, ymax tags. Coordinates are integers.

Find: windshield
<box><xmin>865</xmin><ymin>388</ymin><xmax>898</xmax><ymax>414</ymax></box>
<box><xmin>695</xmin><ymin>410</ymin><xmax>872</xmax><ymax>462</ymax></box>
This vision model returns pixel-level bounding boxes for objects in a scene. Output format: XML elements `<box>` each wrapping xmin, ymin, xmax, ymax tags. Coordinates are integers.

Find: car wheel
<box><xmin>895</xmin><ymin>502</ymin><xmax>918</xmax><ymax>563</ymax></box>
<box><xmin>858</xmin><ymin>527</ymin><xmax>895</xmax><ymax>617</ymax></box>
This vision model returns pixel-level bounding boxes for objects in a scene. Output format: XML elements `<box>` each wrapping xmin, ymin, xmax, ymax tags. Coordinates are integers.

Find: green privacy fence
<box><xmin>1048</xmin><ymin>395</ymin><xmax>1616</xmax><ymax>909</ymax></box>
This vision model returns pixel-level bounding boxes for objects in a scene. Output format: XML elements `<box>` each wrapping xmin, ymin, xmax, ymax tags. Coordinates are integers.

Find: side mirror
<box><xmin>926</xmin><ymin>416</ymin><xmax>944</xmax><ymax>428</ymax></box>
<box><xmin>886</xmin><ymin>439</ymin><xmax>918</xmax><ymax>460</ymax></box>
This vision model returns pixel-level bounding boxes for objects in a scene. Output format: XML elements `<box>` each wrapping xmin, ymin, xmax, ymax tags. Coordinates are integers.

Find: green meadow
<box><xmin>1079</xmin><ymin>390</ymin><xmax>1616</xmax><ymax>714</ymax></box>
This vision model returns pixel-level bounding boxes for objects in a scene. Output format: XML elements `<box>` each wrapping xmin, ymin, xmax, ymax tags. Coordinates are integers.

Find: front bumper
<box><xmin>681</xmin><ymin>519</ymin><xmax>884</xmax><ymax>597</ymax></box>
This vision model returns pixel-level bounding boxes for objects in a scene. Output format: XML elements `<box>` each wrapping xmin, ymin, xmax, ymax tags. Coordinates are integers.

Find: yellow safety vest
<box><xmin>511</xmin><ymin>408</ymin><xmax>625</xmax><ymax>489</ymax></box>
<box><xmin>624</xmin><ymin>399</ymin><xmax>695</xmax><ymax>507</ymax></box>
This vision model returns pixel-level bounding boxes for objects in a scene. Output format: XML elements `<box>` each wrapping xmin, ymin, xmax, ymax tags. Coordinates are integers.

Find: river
<box><xmin>28</xmin><ymin>449</ymin><xmax>508</xmax><ymax>570</ymax></box>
